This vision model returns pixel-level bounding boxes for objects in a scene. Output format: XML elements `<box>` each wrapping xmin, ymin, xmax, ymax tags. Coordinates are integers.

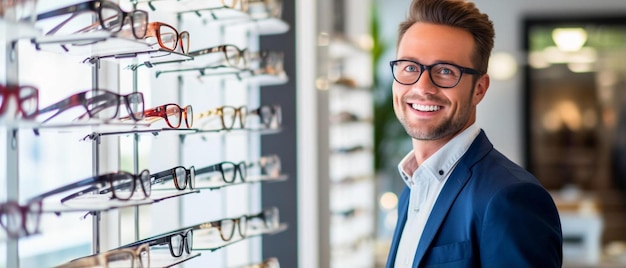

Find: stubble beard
<box><xmin>398</xmin><ymin>100</ymin><xmax>473</xmax><ymax>141</ymax></box>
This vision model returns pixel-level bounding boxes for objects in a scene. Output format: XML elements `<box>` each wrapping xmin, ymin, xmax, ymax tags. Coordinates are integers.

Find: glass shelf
<box><xmin>28</xmin><ymin>31</ymin><xmax>194</xmax><ymax>66</ymax></box>
<box><xmin>0</xmin><ymin>18</ymin><xmax>41</xmax><ymax>41</ymax></box>
<box><xmin>150</xmin><ymin>250</ymin><xmax>201</xmax><ymax>268</ymax></box>
<box><xmin>185</xmin><ymin>174</ymin><xmax>288</xmax><ymax>190</ymax></box>
<box><xmin>135</xmin><ymin>0</ymin><xmax>289</xmax><ymax>35</ymax></box>
<box><xmin>192</xmin><ymin>223</ymin><xmax>288</xmax><ymax>251</ymax></box>
<box><xmin>39</xmin><ymin>189</ymin><xmax>199</xmax><ymax>214</ymax></box>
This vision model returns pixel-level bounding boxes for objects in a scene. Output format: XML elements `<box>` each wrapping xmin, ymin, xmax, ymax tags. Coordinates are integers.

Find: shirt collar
<box><xmin>398</xmin><ymin>124</ymin><xmax>481</xmax><ymax>187</ymax></box>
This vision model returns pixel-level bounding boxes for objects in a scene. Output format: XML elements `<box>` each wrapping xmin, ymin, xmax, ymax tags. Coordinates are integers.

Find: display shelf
<box><xmin>150</xmin><ymin>250</ymin><xmax>202</xmax><ymax>268</ymax></box>
<box><xmin>39</xmin><ymin>189</ymin><xmax>199</xmax><ymax>214</ymax></box>
<box><xmin>31</xmin><ymin>121</ymin><xmax>153</xmax><ymax>137</ymax></box>
<box><xmin>0</xmin><ymin>19</ymin><xmax>41</xmax><ymax>41</ymax></box>
<box><xmin>189</xmin><ymin>174</ymin><xmax>288</xmax><ymax>190</ymax></box>
<box><xmin>30</xmin><ymin>32</ymin><xmax>151</xmax><ymax>59</ymax></box>
<box><xmin>156</xmin><ymin>65</ymin><xmax>288</xmax><ymax>86</ymax></box>
<box><xmin>192</xmin><ymin>223</ymin><xmax>288</xmax><ymax>251</ymax></box>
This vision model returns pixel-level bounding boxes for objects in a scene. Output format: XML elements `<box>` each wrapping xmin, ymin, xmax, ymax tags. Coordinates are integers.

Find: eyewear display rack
<box><xmin>315</xmin><ymin>0</ymin><xmax>376</xmax><ymax>267</ymax></box>
<box><xmin>1</xmin><ymin>0</ymin><xmax>290</xmax><ymax>267</ymax></box>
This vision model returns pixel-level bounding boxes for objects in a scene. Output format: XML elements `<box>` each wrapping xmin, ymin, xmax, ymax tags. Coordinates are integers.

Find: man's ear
<box><xmin>472</xmin><ymin>74</ymin><xmax>490</xmax><ymax>106</ymax></box>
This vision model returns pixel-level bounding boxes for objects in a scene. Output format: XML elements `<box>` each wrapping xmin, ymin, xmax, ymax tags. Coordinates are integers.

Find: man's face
<box><xmin>393</xmin><ymin>22</ymin><xmax>488</xmax><ymax>142</ymax></box>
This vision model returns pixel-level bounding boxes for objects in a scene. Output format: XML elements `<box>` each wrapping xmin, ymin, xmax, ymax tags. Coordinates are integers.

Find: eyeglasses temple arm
<box><xmin>26</xmin><ymin>176</ymin><xmax>100</xmax><ymax>203</ymax></box>
<box><xmin>194</xmin><ymin>164</ymin><xmax>219</xmax><ymax>175</ymax></box>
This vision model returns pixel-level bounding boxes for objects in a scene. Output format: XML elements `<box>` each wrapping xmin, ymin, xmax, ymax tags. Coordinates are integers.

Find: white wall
<box><xmin>378</xmin><ymin>0</ymin><xmax>626</xmax><ymax>165</ymax></box>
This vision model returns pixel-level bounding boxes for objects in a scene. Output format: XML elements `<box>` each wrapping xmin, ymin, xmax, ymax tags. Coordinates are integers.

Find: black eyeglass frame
<box><xmin>195</xmin><ymin>161</ymin><xmax>248</xmax><ymax>184</ymax></box>
<box><xmin>119</xmin><ymin>228</ymin><xmax>193</xmax><ymax>258</ymax></box>
<box><xmin>24</xmin><ymin>170</ymin><xmax>152</xmax><ymax>204</ymax></box>
<box><xmin>389</xmin><ymin>59</ymin><xmax>483</xmax><ymax>88</ymax></box>
<box><xmin>151</xmin><ymin>165</ymin><xmax>196</xmax><ymax>190</ymax></box>
<box><xmin>36</xmin><ymin>0</ymin><xmax>149</xmax><ymax>39</ymax></box>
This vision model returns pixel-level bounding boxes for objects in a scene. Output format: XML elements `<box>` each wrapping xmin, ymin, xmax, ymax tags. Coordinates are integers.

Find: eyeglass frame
<box><xmin>36</xmin><ymin>0</ymin><xmax>149</xmax><ymax>39</ymax></box>
<box><xmin>188</xmin><ymin>44</ymin><xmax>249</xmax><ymax>69</ymax></box>
<box><xmin>194</xmin><ymin>105</ymin><xmax>248</xmax><ymax>130</ymax></box>
<box><xmin>119</xmin><ymin>229</ymin><xmax>193</xmax><ymax>258</ymax></box>
<box><xmin>249</xmin><ymin>104</ymin><xmax>281</xmax><ymax>129</ymax></box>
<box><xmin>141</xmin><ymin>103</ymin><xmax>193</xmax><ymax>129</ymax></box>
<box><xmin>56</xmin><ymin>243</ymin><xmax>150</xmax><ymax>268</ymax></box>
<box><xmin>0</xmin><ymin>84</ymin><xmax>39</xmax><ymax>119</ymax></box>
<box><xmin>37</xmin><ymin>89</ymin><xmax>145</xmax><ymax>124</ymax></box>
<box><xmin>144</xmin><ymin>21</ymin><xmax>190</xmax><ymax>54</ymax></box>
<box><xmin>24</xmin><ymin>170</ymin><xmax>152</xmax><ymax>204</ymax></box>
<box><xmin>389</xmin><ymin>59</ymin><xmax>483</xmax><ymax>88</ymax></box>
<box><xmin>0</xmin><ymin>200</ymin><xmax>42</xmax><ymax>239</ymax></box>
<box><xmin>190</xmin><ymin>207</ymin><xmax>278</xmax><ymax>242</ymax></box>
<box><xmin>195</xmin><ymin>161</ymin><xmax>248</xmax><ymax>184</ymax></box>
<box><xmin>151</xmin><ymin>165</ymin><xmax>196</xmax><ymax>190</ymax></box>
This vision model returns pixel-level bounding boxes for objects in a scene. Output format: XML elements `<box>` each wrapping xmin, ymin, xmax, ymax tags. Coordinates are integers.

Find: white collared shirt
<box><xmin>394</xmin><ymin>124</ymin><xmax>480</xmax><ymax>267</ymax></box>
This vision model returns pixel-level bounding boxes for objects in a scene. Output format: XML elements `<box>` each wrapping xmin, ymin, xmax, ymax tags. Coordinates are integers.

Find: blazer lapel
<box><xmin>386</xmin><ymin>187</ymin><xmax>410</xmax><ymax>268</ymax></box>
<box><xmin>412</xmin><ymin>131</ymin><xmax>493</xmax><ymax>267</ymax></box>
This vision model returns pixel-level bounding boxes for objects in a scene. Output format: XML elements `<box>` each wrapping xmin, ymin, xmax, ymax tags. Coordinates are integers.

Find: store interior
<box><xmin>2</xmin><ymin>0</ymin><xmax>626</xmax><ymax>267</ymax></box>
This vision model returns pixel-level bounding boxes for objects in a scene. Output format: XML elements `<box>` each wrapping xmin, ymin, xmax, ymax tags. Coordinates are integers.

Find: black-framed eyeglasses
<box><xmin>389</xmin><ymin>59</ymin><xmax>482</xmax><ymax>88</ymax></box>
<box><xmin>0</xmin><ymin>200</ymin><xmax>42</xmax><ymax>238</ymax></box>
<box><xmin>36</xmin><ymin>0</ymin><xmax>148</xmax><ymax>39</ymax></box>
<box><xmin>37</xmin><ymin>89</ymin><xmax>145</xmax><ymax>124</ymax></box>
<box><xmin>151</xmin><ymin>165</ymin><xmax>196</xmax><ymax>190</ymax></box>
<box><xmin>25</xmin><ymin>170</ymin><xmax>152</xmax><ymax>204</ymax></box>
<box><xmin>56</xmin><ymin>243</ymin><xmax>150</xmax><ymax>268</ymax></box>
<box><xmin>195</xmin><ymin>161</ymin><xmax>247</xmax><ymax>184</ymax></box>
<box><xmin>119</xmin><ymin>229</ymin><xmax>193</xmax><ymax>258</ymax></box>
<box><xmin>191</xmin><ymin>207</ymin><xmax>279</xmax><ymax>242</ymax></box>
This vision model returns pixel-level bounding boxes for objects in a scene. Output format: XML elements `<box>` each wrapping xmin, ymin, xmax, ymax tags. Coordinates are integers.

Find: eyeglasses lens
<box><xmin>219</xmin><ymin>218</ymin><xmax>236</xmax><ymax>241</ymax></box>
<box><xmin>165</xmin><ymin>104</ymin><xmax>182</xmax><ymax>128</ymax></box>
<box><xmin>184</xmin><ymin>105</ymin><xmax>193</xmax><ymax>128</ymax></box>
<box><xmin>261</xmin><ymin>156</ymin><xmax>280</xmax><ymax>177</ymax></box>
<box><xmin>170</xmin><ymin>233</ymin><xmax>185</xmax><ymax>257</ymax></box>
<box><xmin>140</xmin><ymin>170</ymin><xmax>151</xmax><ymax>197</ymax></box>
<box><xmin>125</xmin><ymin>92</ymin><xmax>144</xmax><ymax>120</ymax></box>
<box><xmin>131</xmin><ymin>11</ymin><xmax>148</xmax><ymax>39</ymax></box>
<box><xmin>19</xmin><ymin>86</ymin><xmax>38</xmax><ymax>117</ymax></box>
<box><xmin>99</xmin><ymin>4</ymin><xmax>123</xmax><ymax>32</ymax></box>
<box><xmin>85</xmin><ymin>91</ymin><xmax>120</xmax><ymax>120</ymax></box>
<box><xmin>179</xmin><ymin>31</ymin><xmax>190</xmax><ymax>54</ymax></box>
<box><xmin>158</xmin><ymin>24</ymin><xmax>178</xmax><ymax>50</ymax></box>
<box><xmin>220</xmin><ymin>162</ymin><xmax>236</xmax><ymax>183</ymax></box>
<box><xmin>25</xmin><ymin>202</ymin><xmax>41</xmax><ymax>234</ymax></box>
<box><xmin>111</xmin><ymin>174</ymin><xmax>135</xmax><ymax>200</ymax></box>
<box><xmin>220</xmin><ymin>107</ymin><xmax>237</xmax><ymax>130</ymax></box>
<box><xmin>223</xmin><ymin>45</ymin><xmax>242</xmax><ymax>68</ymax></box>
<box><xmin>238</xmin><ymin>216</ymin><xmax>248</xmax><ymax>237</ymax></box>
<box><xmin>0</xmin><ymin>204</ymin><xmax>21</xmax><ymax>235</ymax></box>
<box><xmin>185</xmin><ymin>230</ymin><xmax>193</xmax><ymax>253</ymax></box>
<box><xmin>174</xmin><ymin>167</ymin><xmax>187</xmax><ymax>190</ymax></box>
<box><xmin>189</xmin><ymin>167</ymin><xmax>196</xmax><ymax>189</ymax></box>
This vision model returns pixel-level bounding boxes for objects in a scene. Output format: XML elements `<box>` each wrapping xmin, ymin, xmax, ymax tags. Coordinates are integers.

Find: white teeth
<box><xmin>411</xmin><ymin>104</ymin><xmax>441</xmax><ymax>112</ymax></box>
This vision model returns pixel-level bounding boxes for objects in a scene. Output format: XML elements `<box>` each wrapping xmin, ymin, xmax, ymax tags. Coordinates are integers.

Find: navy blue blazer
<box><xmin>386</xmin><ymin>130</ymin><xmax>562</xmax><ymax>267</ymax></box>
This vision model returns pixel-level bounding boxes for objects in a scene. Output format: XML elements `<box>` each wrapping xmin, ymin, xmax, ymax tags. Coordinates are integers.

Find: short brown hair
<box><xmin>398</xmin><ymin>0</ymin><xmax>494</xmax><ymax>74</ymax></box>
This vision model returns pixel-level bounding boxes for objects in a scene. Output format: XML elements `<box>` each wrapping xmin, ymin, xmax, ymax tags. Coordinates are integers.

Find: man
<box><xmin>386</xmin><ymin>0</ymin><xmax>563</xmax><ymax>267</ymax></box>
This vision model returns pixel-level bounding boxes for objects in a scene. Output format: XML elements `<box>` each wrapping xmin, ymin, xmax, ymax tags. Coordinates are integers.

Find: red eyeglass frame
<box><xmin>0</xmin><ymin>84</ymin><xmax>39</xmax><ymax>119</ymax></box>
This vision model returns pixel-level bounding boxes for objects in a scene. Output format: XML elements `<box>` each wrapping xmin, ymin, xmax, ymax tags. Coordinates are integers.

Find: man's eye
<box><xmin>404</xmin><ymin>65</ymin><xmax>418</xmax><ymax>72</ymax></box>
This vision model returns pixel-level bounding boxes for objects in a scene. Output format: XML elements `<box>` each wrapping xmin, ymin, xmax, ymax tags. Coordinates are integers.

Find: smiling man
<box><xmin>385</xmin><ymin>0</ymin><xmax>563</xmax><ymax>267</ymax></box>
